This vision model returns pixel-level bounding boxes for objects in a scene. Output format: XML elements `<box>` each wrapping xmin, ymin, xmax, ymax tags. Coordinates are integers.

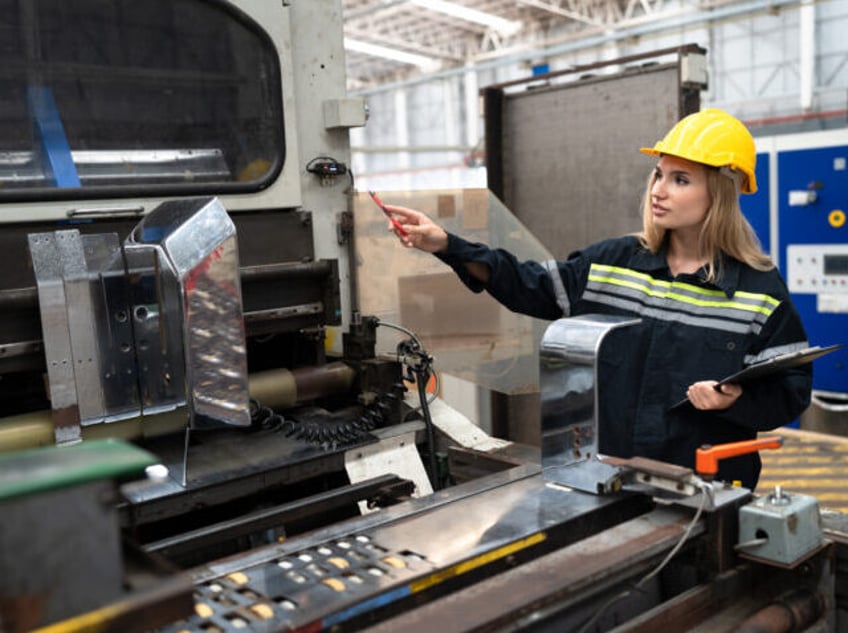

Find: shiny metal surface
<box><xmin>118</xmin><ymin>417</ymin><xmax>390</xmax><ymax>524</ymax></box>
<box><xmin>29</xmin><ymin>197</ymin><xmax>250</xmax><ymax>432</ymax></box>
<box><xmin>55</xmin><ymin>231</ymin><xmax>102</xmax><ymax>425</ymax></box>
<box><xmin>360</xmin><ymin>474</ymin><xmax>642</xmax><ymax>568</ymax></box>
<box><xmin>87</xmin><ymin>233</ymin><xmax>148</xmax><ymax>423</ymax></box>
<box><xmin>158</xmin><ymin>469</ymin><xmax>652</xmax><ymax>633</ymax></box>
<box><xmin>28</xmin><ymin>231</ymin><xmax>83</xmax><ymax>442</ymax></box>
<box><xmin>358</xmin><ymin>505</ymin><xmax>703</xmax><ymax>633</ymax></box>
<box><xmin>79</xmin><ymin>232</ymin><xmax>142</xmax><ymax>425</ymax></box>
<box><xmin>125</xmin><ymin>197</ymin><xmax>250</xmax><ymax>428</ymax></box>
<box><xmin>121</xmin><ymin>244</ymin><xmax>187</xmax><ymax>418</ymax></box>
<box><xmin>29</xmin><ymin>229</ymin><xmax>155</xmax><ymax>428</ymax></box>
<box><xmin>197</xmin><ymin>463</ymin><xmax>543</xmax><ymax>580</ymax></box>
<box><xmin>0</xmin><ymin>146</ymin><xmax>229</xmax><ymax>189</ymax></box>
<box><xmin>539</xmin><ymin>314</ymin><xmax>640</xmax><ymax>493</ymax></box>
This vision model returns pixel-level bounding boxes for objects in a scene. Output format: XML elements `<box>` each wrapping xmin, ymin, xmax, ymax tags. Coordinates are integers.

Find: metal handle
<box><xmin>66</xmin><ymin>205</ymin><xmax>145</xmax><ymax>218</ymax></box>
<box><xmin>810</xmin><ymin>390</ymin><xmax>848</xmax><ymax>413</ymax></box>
<box><xmin>695</xmin><ymin>435</ymin><xmax>783</xmax><ymax>480</ymax></box>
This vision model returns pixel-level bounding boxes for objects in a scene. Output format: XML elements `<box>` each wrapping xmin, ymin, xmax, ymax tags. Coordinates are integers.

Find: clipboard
<box><xmin>669</xmin><ymin>343</ymin><xmax>843</xmax><ymax>410</ymax></box>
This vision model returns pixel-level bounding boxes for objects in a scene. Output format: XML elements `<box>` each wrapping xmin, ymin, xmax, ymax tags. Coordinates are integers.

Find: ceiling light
<box><xmin>409</xmin><ymin>0</ymin><xmax>522</xmax><ymax>37</ymax></box>
<box><xmin>344</xmin><ymin>37</ymin><xmax>438</xmax><ymax>69</ymax></box>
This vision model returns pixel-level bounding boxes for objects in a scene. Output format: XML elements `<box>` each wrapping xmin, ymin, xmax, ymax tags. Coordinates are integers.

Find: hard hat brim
<box><xmin>638</xmin><ymin>146</ymin><xmax>757</xmax><ymax>194</ymax></box>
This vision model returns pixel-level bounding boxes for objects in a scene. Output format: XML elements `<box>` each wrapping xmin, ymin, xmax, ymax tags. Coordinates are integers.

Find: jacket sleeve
<box><xmin>434</xmin><ymin>232</ymin><xmax>566</xmax><ymax>320</ymax></box>
<box><xmin>716</xmin><ymin>299</ymin><xmax>813</xmax><ymax>432</ymax></box>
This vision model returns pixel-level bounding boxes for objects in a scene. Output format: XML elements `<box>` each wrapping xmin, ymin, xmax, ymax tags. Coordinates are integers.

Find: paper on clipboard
<box><xmin>669</xmin><ymin>343</ymin><xmax>843</xmax><ymax>410</ymax></box>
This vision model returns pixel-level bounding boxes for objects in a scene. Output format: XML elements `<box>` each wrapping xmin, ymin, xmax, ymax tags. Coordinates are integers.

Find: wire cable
<box><xmin>306</xmin><ymin>155</ymin><xmax>354</xmax><ymax>189</ymax></box>
<box><xmin>575</xmin><ymin>481</ymin><xmax>711</xmax><ymax>633</ymax></box>
<box><xmin>415</xmin><ymin>359</ymin><xmax>441</xmax><ymax>490</ymax></box>
<box><xmin>376</xmin><ymin>319</ymin><xmax>423</xmax><ymax>350</ymax></box>
<box><xmin>376</xmin><ymin>318</ymin><xmax>442</xmax><ymax>489</ymax></box>
<box><xmin>375</xmin><ymin>319</ymin><xmax>441</xmax><ymax>410</ymax></box>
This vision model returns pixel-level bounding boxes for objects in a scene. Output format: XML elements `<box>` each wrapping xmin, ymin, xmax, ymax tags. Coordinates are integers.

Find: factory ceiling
<box><xmin>341</xmin><ymin>0</ymin><xmax>733</xmax><ymax>89</ymax></box>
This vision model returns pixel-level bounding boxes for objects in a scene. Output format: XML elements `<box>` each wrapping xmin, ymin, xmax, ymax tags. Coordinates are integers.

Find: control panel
<box><xmin>787</xmin><ymin>244</ymin><xmax>848</xmax><ymax>295</ymax></box>
<box><xmin>787</xmin><ymin>244</ymin><xmax>848</xmax><ymax>316</ymax></box>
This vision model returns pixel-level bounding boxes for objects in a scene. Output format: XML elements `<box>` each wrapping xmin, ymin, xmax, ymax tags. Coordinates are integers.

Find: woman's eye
<box><xmin>676</xmin><ymin>176</ymin><xmax>689</xmax><ymax>185</ymax></box>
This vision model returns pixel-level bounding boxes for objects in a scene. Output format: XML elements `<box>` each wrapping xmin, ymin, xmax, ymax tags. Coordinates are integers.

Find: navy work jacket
<box><xmin>436</xmin><ymin>233</ymin><xmax>812</xmax><ymax>489</ymax></box>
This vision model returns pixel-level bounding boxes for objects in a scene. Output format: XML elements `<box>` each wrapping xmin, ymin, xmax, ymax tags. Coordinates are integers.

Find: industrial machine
<box><xmin>1</xmin><ymin>1</ymin><xmax>847</xmax><ymax>632</ymax></box>
<box><xmin>0</xmin><ymin>1</ymin><xmax>437</xmax><ymax>628</ymax></box>
<box><xmin>742</xmin><ymin>129</ymin><xmax>848</xmax><ymax>434</ymax></box>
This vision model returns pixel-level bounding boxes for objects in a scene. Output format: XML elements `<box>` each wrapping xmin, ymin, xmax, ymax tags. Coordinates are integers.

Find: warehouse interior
<box><xmin>0</xmin><ymin>1</ymin><xmax>847</xmax><ymax>632</ymax></box>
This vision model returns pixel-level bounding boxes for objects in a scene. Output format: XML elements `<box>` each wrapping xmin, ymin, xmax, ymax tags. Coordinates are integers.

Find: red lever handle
<box><xmin>695</xmin><ymin>435</ymin><xmax>783</xmax><ymax>480</ymax></box>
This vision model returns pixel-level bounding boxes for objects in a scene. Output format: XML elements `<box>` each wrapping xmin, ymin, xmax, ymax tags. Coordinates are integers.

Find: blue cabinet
<box><xmin>741</xmin><ymin>130</ymin><xmax>848</xmax><ymax>394</ymax></box>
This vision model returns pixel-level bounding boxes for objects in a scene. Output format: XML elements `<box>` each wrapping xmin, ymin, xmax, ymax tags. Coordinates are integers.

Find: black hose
<box><xmin>416</xmin><ymin>364</ymin><xmax>441</xmax><ymax>491</ymax></box>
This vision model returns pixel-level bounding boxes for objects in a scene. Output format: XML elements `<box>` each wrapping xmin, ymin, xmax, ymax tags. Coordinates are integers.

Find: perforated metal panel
<box><xmin>485</xmin><ymin>49</ymin><xmax>704</xmax><ymax>259</ymax></box>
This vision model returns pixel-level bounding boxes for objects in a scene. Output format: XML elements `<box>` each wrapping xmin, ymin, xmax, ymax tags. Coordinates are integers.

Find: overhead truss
<box><xmin>341</xmin><ymin>0</ymin><xmax>799</xmax><ymax>89</ymax></box>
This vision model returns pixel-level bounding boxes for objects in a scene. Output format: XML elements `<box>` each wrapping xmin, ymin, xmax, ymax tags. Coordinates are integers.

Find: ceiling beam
<box><xmin>344</xmin><ymin>37</ymin><xmax>438</xmax><ymax>69</ymax></box>
<box><xmin>344</xmin><ymin>27</ymin><xmax>464</xmax><ymax>62</ymax></box>
<box><xmin>514</xmin><ymin>0</ymin><xmax>605</xmax><ymax>28</ymax></box>
<box><xmin>409</xmin><ymin>0</ymin><xmax>523</xmax><ymax>36</ymax></box>
<box><xmin>343</xmin><ymin>0</ymin><xmax>407</xmax><ymax>21</ymax></box>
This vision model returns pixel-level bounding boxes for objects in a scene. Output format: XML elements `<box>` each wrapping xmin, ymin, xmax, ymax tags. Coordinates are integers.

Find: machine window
<box><xmin>0</xmin><ymin>0</ymin><xmax>284</xmax><ymax>199</ymax></box>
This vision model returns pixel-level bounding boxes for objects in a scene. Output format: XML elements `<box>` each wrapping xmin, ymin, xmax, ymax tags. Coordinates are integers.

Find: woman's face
<box><xmin>650</xmin><ymin>155</ymin><xmax>711</xmax><ymax>233</ymax></box>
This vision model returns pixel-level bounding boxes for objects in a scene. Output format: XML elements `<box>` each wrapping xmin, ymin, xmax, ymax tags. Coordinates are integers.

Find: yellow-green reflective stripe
<box><xmin>593</xmin><ymin>264</ymin><xmax>699</xmax><ymax>293</ymax></box>
<box><xmin>588</xmin><ymin>274</ymin><xmax>775</xmax><ymax>317</ymax></box>
<box><xmin>588</xmin><ymin>267</ymin><xmax>778</xmax><ymax>316</ymax></box>
<box><xmin>591</xmin><ymin>264</ymin><xmax>781</xmax><ymax>306</ymax></box>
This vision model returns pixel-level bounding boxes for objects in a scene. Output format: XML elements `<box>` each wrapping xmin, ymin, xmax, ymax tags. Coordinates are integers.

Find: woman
<box><xmin>382</xmin><ymin>109</ymin><xmax>811</xmax><ymax>489</ymax></box>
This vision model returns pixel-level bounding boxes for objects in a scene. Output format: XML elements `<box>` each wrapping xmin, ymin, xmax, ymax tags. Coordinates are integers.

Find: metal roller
<box><xmin>249</xmin><ymin>361</ymin><xmax>356</xmax><ymax>410</ymax></box>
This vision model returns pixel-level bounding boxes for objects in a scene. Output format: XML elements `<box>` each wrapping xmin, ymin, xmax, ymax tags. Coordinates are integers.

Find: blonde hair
<box><xmin>637</xmin><ymin>167</ymin><xmax>774</xmax><ymax>282</ymax></box>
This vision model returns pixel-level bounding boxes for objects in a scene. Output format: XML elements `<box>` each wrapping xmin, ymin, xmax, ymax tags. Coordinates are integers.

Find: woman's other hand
<box><xmin>687</xmin><ymin>380</ymin><xmax>742</xmax><ymax>410</ymax></box>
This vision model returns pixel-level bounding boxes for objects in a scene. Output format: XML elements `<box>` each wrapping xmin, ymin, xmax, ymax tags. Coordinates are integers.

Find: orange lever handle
<box><xmin>695</xmin><ymin>435</ymin><xmax>783</xmax><ymax>479</ymax></box>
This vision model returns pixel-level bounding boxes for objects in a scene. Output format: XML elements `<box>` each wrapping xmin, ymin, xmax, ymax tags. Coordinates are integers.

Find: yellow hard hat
<box><xmin>640</xmin><ymin>108</ymin><xmax>757</xmax><ymax>194</ymax></box>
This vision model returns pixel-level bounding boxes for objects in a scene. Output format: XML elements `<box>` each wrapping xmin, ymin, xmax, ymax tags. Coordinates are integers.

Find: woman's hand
<box><xmin>382</xmin><ymin>205</ymin><xmax>449</xmax><ymax>253</ymax></box>
<box><xmin>687</xmin><ymin>380</ymin><xmax>742</xmax><ymax>411</ymax></box>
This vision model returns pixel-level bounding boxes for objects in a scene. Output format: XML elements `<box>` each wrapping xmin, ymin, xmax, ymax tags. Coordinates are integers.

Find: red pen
<box><xmin>368</xmin><ymin>190</ymin><xmax>409</xmax><ymax>238</ymax></box>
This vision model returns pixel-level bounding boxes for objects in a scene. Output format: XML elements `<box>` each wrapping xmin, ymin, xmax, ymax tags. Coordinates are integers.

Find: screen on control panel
<box><xmin>824</xmin><ymin>254</ymin><xmax>848</xmax><ymax>276</ymax></box>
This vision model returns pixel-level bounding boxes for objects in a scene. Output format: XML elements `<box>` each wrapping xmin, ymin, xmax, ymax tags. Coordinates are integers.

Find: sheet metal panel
<box><xmin>496</xmin><ymin>64</ymin><xmax>692</xmax><ymax>259</ymax></box>
<box><xmin>154</xmin><ymin>469</ymin><xmax>654</xmax><ymax>632</ymax></box>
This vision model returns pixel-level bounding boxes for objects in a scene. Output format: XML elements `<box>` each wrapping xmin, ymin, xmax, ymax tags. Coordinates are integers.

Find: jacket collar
<box><xmin>629</xmin><ymin>240</ymin><xmax>741</xmax><ymax>297</ymax></box>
